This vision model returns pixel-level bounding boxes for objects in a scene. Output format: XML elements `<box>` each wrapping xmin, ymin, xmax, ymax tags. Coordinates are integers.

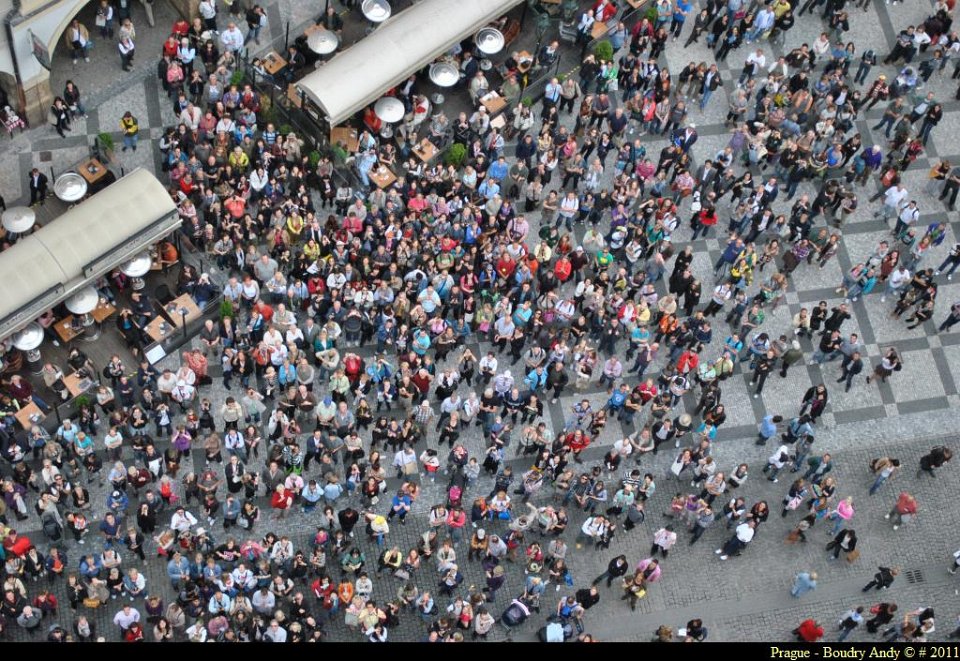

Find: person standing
<box><xmin>756</xmin><ymin>413</ymin><xmax>783</xmax><ymax>446</ymax></box>
<box><xmin>64</xmin><ymin>19</ymin><xmax>91</xmax><ymax>65</ymax></box>
<box><xmin>790</xmin><ymin>571</ymin><xmax>818</xmax><ymax>598</ymax></box>
<box><xmin>715</xmin><ymin>519</ymin><xmax>756</xmax><ymax>560</ymax></box>
<box><xmin>96</xmin><ymin>1</ymin><xmax>115</xmax><ymax>38</ymax></box>
<box><xmin>862</xmin><ymin>566</ymin><xmax>899</xmax><ymax>592</ymax></box>
<box><xmin>244</xmin><ymin>5</ymin><xmax>267</xmax><ymax>45</ymax></box>
<box><xmin>137</xmin><ymin>0</ymin><xmax>154</xmax><ymax>26</ymax></box>
<box><xmin>120</xmin><ymin>112</ymin><xmax>139</xmax><ymax>151</ymax></box>
<box><xmin>591</xmin><ymin>554</ymin><xmax>629</xmax><ymax>588</ymax></box>
<box><xmin>885</xmin><ymin>491</ymin><xmax>917</xmax><ymax>530</ymax></box>
<box><xmin>869</xmin><ymin>457</ymin><xmax>900</xmax><ymax>496</ymax></box>
<box><xmin>837</xmin><ymin>350</ymin><xmax>863</xmax><ymax>392</ymax></box>
<box><xmin>935</xmin><ymin>243</ymin><xmax>960</xmax><ymax>280</ymax></box>
<box><xmin>940</xmin><ymin>301</ymin><xmax>960</xmax><ymax>333</ymax></box>
<box><xmin>650</xmin><ymin>525</ymin><xmax>677</xmax><ymax>558</ymax></box>
<box><xmin>866</xmin><ymin>348</ymin><xmax>902</xmax><ymax>385</ymax></box>
<box><xmin>919</xmin><ymin>446</ymin><xmax>953</xmax><ymax>478</ymax></box>
<box><xmin>63</xmin><ymin>80</ymin><xmax>87</xmax><ymax>120</ymax></box>
<box><xmin>199</xmin><ymin>0</ymin><xmax>218</xmax><ymax>32</ymax></box>
<box><xmin>699</xmin><ymin>64</ymin><xmax>723</xmax><ymax>111</ymax></box>
<box><xmin>118</xmin><ymin>35</ymin><xmax>136</xmax><ymax>72</ymax></box>
<box><xmin>826</xmin><ymin>528</ymin><xmax>858</xmax><ymax>561</ymax></box>
<box><xmin>49</xmin><ymin>97</ymin><xmax>70</xmax><ymax>138</ymax></box>
<box><xmin>28</xmin><ymin>168</ymin><xmax>48</xmax><ymax>206</ymax></box>
<box><xmin>838</xmin><ymin>607</ymin><xmax>865</xmax><ymax>642</ymax></box>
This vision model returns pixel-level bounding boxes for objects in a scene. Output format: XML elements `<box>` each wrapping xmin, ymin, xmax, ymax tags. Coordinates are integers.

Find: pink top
<box><xmin>835</xmin><ymin>500</ymin><xmax>855</xmax><ymax>520</ymax></box>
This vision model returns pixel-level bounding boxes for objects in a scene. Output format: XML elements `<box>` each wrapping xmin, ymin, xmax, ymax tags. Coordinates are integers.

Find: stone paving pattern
<box><xmin>2</xmin><ymin>0</ymin><xmax>960</xmax><ymax>645</ymax></box>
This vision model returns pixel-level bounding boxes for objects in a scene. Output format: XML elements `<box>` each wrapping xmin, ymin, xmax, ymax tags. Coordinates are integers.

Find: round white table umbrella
<box><xmin>374</xmin><ymin>96</ymin><xmax>405</xmax><ymax>123</ymax></box>
<box><xmin>1</xmin><ymin>207</ymin><xmax>36</xmax><ymax>233</ymax></box>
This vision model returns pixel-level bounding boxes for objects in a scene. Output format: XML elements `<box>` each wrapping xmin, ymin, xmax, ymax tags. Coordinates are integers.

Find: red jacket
<box><xmin>554</xmin><ymin>257</ymin><xmax>573</xmax><ymax>282</ymax></box>
<box><xmin>796</xmin><ymin>619</ymin><xmax>823</xmax><ymax>642</ymax></box>
<box><xmin>593</xmin><ymin>0</ymin><xmax>617</xmax><ymax>21</ymax></box>
<box><xmin>271</xmin><ymin>491</ymin><xmax>292</xmax><ymax>510</ymax></box>
<box><xmin>894</xmin><ymin>492</ymin><xmax>918</xmax><ymax>515</ymax></box>
<box><xmin>564</xmin><ymin>432</ymin><xmax>592</xmax><ymax>452</ymax></box>
<box><xmin>677</xmin><ymin>351</ymin><xmax>700</xmax><ymax>375</ymax></box>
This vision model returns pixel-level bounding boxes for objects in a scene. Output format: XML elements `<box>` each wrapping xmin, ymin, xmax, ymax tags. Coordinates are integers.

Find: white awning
<box><xmin>0</xmin><ymin>168</ymin><xmax>180</xmax><ymax>340</ymax></box>
<box><xmin>297</xmin><ymin>0</ymin><xmax>524</xmax><ymax>126</ymax></box>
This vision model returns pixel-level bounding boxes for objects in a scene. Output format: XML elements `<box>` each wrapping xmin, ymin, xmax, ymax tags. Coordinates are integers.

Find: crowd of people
<box><xmin>1</xmin><ymin>0</ymin><xmax>959</xmax><ymax>644</ymax></box>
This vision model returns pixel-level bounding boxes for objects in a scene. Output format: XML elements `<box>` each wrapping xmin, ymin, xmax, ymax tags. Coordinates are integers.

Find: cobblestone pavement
<box><xmin>3</xmin><ymin>0</ymin><xmax>960</xmax><ymax>645</ymax></box>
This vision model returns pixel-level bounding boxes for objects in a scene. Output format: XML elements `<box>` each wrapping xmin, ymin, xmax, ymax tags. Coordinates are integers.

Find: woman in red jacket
<box><xmin>564</xmin><ymin>429</ymin><xmax>592</xmax><ymax>463</ymax></box>
<box><xmin>793</xmin><ymin>618</ymin><xmax>824</xmax><ymax>642</ymax></box>
<box><xmin>271</xmin><ymin>484</ymin><xmax>293</xmax><ymax>520</ymax></box>
<box><xmin>554</xmin><ymin>255</ymin><xmax>573</xmax><ymax>283</ymax></box>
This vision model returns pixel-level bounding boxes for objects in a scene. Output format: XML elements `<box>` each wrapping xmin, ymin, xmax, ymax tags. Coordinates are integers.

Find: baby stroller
<box><xmin>501</xmin><ymin>598</ymin><xmax>531</xmax><ymax>628</ymax></box>
<box><xmin>538</xmin><ymin>620</ymin><xmax>574</xmax><ymax>642</ymax></box>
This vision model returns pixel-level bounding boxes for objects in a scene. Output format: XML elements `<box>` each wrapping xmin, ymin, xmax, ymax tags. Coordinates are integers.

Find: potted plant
<box><xmin>593</xmin><ymin>40</ymin><xmax>614</xmax><ymax>63</ymax></box>
<box><xmin>444</xmin><ymin>143</ymin><xmax>468</xmax><ymax>167</ymax></box>
<box><xmin>219</xmin><ymin>298</ymin><xmax>234</xmax><ymax>320</ymax></box>
<box><xmin>230</xmin><ymin>69</ymin><xmax>246</xmax><ymax>87</ymax></box>
<box><xmin>308</xmin><ymin>150</ymin><xmax>322</xmax><ymax>169</ymax></box>
<box><xmin>97</xmin><ymin>132</ymin><xmax>115</xmax><ymax>161</ymax></box>
<box><xmin>330</xmin><ymin>144</ymin><xmax>348</xmax><ymax>166</ymax></box>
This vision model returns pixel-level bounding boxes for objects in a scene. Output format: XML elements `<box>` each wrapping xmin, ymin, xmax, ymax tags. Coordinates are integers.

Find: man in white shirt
<box><xmin>179</xmin><ymin>102</ymin><xmax>202</xmax><ymax>132</ymax></box>
<box><xmin>199</xmin><ymin>0</ymin><xmax>218</xmax><ymax>31</ymax></box>
<box><xmin>479</xmin><ymin>352</ymin><xmax>498</xmax><ymax>385</ymax></box>
<box><xmin>558</xmin><ymin>191</ymin><xmax>580</xmax><ymax>231</ymax></box>
<box><xmin>263</xmin><ymin>619</ymin><xmax>287</xmax><ymax>642</ymax></box>
<box><xmin>716</xmin><ymin>520</ymin><xmax>757</xmax><ymax>560</ymax></box>
<box><xmin>170</xmin><ymin>506</ymin><xmax>198</xmax><ymax>533</ymax></box>
<box><xmin>220</xmin><ymin>22</ymin><xmax>244</xmax><ymax>54</ymax></box>
<box><xmin>882</xmin><ymin>265</ymin><xmax>911</xmax><ymax>302</ymax></box>
<box><xmin>875</xmin><ymin>183</ymin><xmax>908</xmax><ymax>222</ymax></box>
<box><xmin>739</xmin><ymin>49</ymin><xmax>767</xmax><ymax>86</ymax></box>
<box><xmin>113</xmin><ymin>604</ymin><xmax>141</xmax><ymax>632</ymax></box>
<box><xmin>893</xmin><ymin>200</ymin><xmax>919</xmax><ymax>237</ymax></box>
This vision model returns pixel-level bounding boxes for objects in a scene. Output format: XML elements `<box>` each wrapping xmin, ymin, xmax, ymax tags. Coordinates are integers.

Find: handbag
<box><xmin>845</xmin><ymin>548</ymin><xmax>860</xmax><ymax>563</ymax></box>
<box><xmin>83</xmin><ymin>597</ymin><xmax>101</xmax><ymax>608</ymax></box>
<box><xmin>785</xmin><ymin>495</ymin><xmax>803</xmax><ymax>511</ymax></box>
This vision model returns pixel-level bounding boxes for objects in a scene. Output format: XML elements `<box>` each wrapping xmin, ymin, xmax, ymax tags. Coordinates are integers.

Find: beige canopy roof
<box><xmin>0</xmin><ymin>168</ymin><xmax>180</xmax><ymax>340</ymax></box>
<box><xmin>297</xmin><ymin>0</ymin><xmax>524</xmax><ymax>126</ymax></box>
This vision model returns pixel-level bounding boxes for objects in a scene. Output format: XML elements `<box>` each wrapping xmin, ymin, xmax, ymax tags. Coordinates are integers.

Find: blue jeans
<box><xmin>358</xmin><ymin>166</ymin><xmax>371</xmax><ymax>187</ymax></box>
<box><xmin>30</xmin><ymin>394</ymin><xmax>50</xmax><ymax>413</ymax></box>
<box><xmin>869</xmin><ymin>474</ymin><xmax>888</xmax><ymax>495</ymax></box>
<box><xmin>700</xmin><ymin>89</ymin><xmax>713</xmax><ymax>110</ymax></box>
<box><xmin>245</xmin><ymin>25</ymin><xmax>262</xmax><ymax>44</ymax></box>
<box><xmin>122</xmin><ymin>133</ymin><xmax>138</xmax><ymax>150</ymax></box>
<box><xmin>828</xmin><ymin>512</ymin><xmax>845</xmax><ymax>535</ymax></box>
<box><xmin>937</xmin><ymin>255</ymin><xmax>960</xmax><ymax>276</ymax></box>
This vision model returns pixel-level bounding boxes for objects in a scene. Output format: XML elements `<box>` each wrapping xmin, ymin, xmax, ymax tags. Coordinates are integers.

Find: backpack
<box><xmin>42</xmin><ymin>516</ymin><xmax>62</xmax><ymax>541</ymax></box>
<box><xmin>447</xmin><ymin>485</ymin><xmax>462</xmax><ymax>508</ymax></box>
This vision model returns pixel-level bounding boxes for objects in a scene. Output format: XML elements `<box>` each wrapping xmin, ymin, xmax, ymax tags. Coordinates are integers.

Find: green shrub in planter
<box><xmin>97</xmin><ymin>131</ymin><xmax>115</xmax><ymax>153</ymax></box>
<box><xmin>593</xmin><ymin>40</ymin><xmax>614</xmax><ymax>63</ymax></box>
<box><xmin>444</xmin><ymin>143</ymin><xmax>467</xmax><ymax>167</ymax></box>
